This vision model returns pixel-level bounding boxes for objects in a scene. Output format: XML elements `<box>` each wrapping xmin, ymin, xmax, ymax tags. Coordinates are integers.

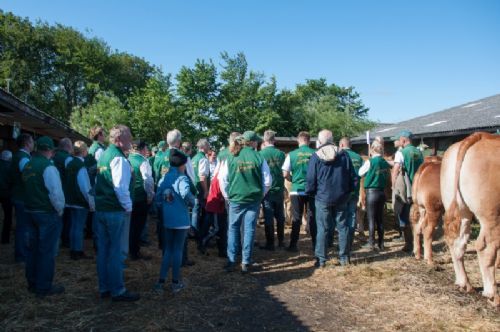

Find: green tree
<box><xmin>70</xmin><ymin>91</ymin><xmax>129</xmax><ymax>137</ymax></box>
<box><xmin>128</xmin><ymin>73</ymin><xmax>179</xmax><ymax>143</ymax></box>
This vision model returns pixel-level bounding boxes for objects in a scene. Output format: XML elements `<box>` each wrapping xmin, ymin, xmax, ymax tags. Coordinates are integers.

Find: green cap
<box><xmin>391</xmin><ymin>130</ymin><xmax>412</xmax><ymax>141</ymax></box>
<box><xmin>36</xmin><ymin>136</ymin><xmax>55</xmax><ymax>151</ymax></box>
<box><xmin>158</xmin><ymin>140</ymin><xmax>166</xmax><ymax>149</ymax></box>
<box><xmin>242</xmin><ymin>131</ymin><xmax>262</xmax><ymax>142</ymax></box>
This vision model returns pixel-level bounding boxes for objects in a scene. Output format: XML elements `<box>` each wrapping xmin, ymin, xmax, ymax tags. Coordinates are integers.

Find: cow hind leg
<box><xmin>423</xmin><ymin>211</ymin><xmax>440</xmax><ymax>265</ymax></box>
<box><xmin>475</xmin><ymin>227</ymin><xmax>499</xmax><ymax>307</ymax></box>
<box><xmin>450</xmin><ymin>218</ymin><xmax>473</xmax><ymax>292</ymax></box>
<box><xmin>411</xmin><ymin>205</ymin><xmax>423</xmax><ymax>260</ymax></box>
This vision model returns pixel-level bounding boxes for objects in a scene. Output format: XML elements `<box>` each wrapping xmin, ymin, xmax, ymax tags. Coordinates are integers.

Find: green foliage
<box><xmin>1</xmin><ymin>10</ymin><xmax>376</xmax><ymax>146</ymax></box>
<box><xmin>70</xmin><ymin>92</ymin><xmax>129</xmax><ymax>137</ymax></box>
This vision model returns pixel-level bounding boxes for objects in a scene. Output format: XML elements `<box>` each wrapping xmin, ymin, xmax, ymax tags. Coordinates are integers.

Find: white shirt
<box><xmin>394</xmin><ymin>150</ymin><xmax>404</xmax><ymax>164</ymax></box>
<box><xmin>43</xmin><ymin>165</ymin><xmax>65</xmax><ymax>216</ymax></box>
<box><xmin>139</xmin><ymin>158</ymin><xmax>155</xmax><ymax>202</ymax></box>
<box><xmin>94</xmin><ymin>147</ymin><xmax>104</xmax><ymax>163</ymax></box>
<box><xmin>64</xmin><ymin>155</ymin><xmax>73</xmax><ymax>168</ymax></box>
<box><xmin>110</xmin><ymin>156</ymin><xmax>133</xmax><ymax>212</ymax></box>
<box><xmin>281</xmin><ymin>154</ymin><xmax>291</xmax><ymax>172</ymax></box>
<box><xmin>198</xmin><ymin>156</ymin><xmax>210</xmax><ymax>178</ymax></box>
<box><xmin>18</xmin><ymin>148</ymin><xmax>31</xmax><ymax>172</ymax></box>
<box><xmin>358</xmin><ymin>153</ymin><xmax>381</xmax><ymax>177</ymax></box>
<box><xmin>218</xmin><ymin>159</ymin><xmax>273</xmax><ymax>200</ymax></box>
<box><xmin>66</xmin><ymin>156</ymin><xmax>95</xmax><ymax>211</ymax></box>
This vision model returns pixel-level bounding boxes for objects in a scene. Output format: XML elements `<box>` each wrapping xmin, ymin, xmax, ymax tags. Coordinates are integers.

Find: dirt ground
<box><xmin>0</xmin><ymin>213</ymin><xmax>499</xmax><ymax>332</ymax></box>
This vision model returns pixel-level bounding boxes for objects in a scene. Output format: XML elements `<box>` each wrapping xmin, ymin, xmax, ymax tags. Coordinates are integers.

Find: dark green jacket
<box><xmin>227</xmin><ymin>147</ymin><xmax>265</xmax><ymax>204</ymax></box>
<box><xmin>289</xmin><ymin>145</ymin><xmax>315</xmax><ymax>193</ymax></box>
<box><xmin>259</xmin><ymin>145</ymin><xmax>285</xmax><ymax>196</ymax></box>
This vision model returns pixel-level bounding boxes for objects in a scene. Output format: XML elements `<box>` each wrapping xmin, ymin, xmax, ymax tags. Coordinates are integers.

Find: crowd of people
<box><xmin>0</xmin><ymin>124</ymin><xmax>423</xmax><ymax>301</ymax></box>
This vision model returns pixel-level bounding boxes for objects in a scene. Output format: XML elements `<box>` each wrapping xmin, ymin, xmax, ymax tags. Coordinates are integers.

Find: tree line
<box><xmin>1</xmin><ymin>10</ymin><xmax>375</xmax><ymax>146</ymax></box>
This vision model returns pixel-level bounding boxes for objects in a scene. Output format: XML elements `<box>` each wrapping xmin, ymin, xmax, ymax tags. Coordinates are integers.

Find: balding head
<box><xmin>339</xmin><ymin>137</ymin><xmax>351</xmax><ymax>149</ymax></box>
<box><xmin>318</xmin><ymin>129</ymin><xmax>333</xmax><ymax>146</ymax></box>
<box><xmin>167</xmin><ymin>129</ymin><xmax>182</xmax><ymax>148</ymax></box>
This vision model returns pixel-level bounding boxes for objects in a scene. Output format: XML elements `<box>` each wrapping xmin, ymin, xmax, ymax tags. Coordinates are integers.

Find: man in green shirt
<box><xmin>259</xmin><ymin>130</ymin><xmax>286</xmax><ymax>250</ymax></box>
<box><xmin>11</xmin><ymin>133</ymin><xmax>34</xmax><ymax>262</ymax></box>
<box><xmin>392</xmin><ymin>130</ymin><xmax>423</xmax><ymax>252</ymax></box>
<box><xmin>282</xmin><ymin>131</ymin><xmax>316</xmax><ymax>252</ymax></box>
<box><xmin>339</xmin><ymin>137</ymin><xmax>363</xmax><ymax>251</ymax></box>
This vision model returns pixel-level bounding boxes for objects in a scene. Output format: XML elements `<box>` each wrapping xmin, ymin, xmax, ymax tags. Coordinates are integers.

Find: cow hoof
<box><xmin>457</xmin><ymin>284</ymin><xmax>474</xmax><ymax>293</ymax></box>
<box><xmin>487</xmin><ymin>295</ymin><xmax>500</xmax><ymax>308</ymax></box>
<box><xmin>415</xmin><ymin>255</ymin><xmax>422</xmax><ymax>260</ymax></box>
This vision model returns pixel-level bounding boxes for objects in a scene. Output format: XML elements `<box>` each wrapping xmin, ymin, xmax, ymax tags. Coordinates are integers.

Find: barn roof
<box><xmin>352</xmin><ymin>93</ymin><xmax>500</xmax><ymax>143</ymax></box>
<box><xmin>0</xmin><ymin>88</ymin><xmax>89</xmax><ymax>143</ymax></box>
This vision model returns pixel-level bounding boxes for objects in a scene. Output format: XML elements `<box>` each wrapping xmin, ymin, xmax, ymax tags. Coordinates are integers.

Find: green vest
<box><xmin>227</xmin><ymin>147</ymin><xmax>264</xmax><ymax>204</ymax></box>
<box><xmin>154</xmin><ymin>149</ymin><xmax>171</xmax><ymax>183</ymax></box>
<box><xmin>53</xmin><ymin>149</ymin><xmax>71</xmax><ymax>180</ymax></box>
<box><xmin>128</xmin><ymin>153</ymin><xmax>147</xmax><ymax>203</ymax></box>
<box><xmin>85</xmin><ymin>141</ymin><xmax>105</xmax><ymax>181</ymax></box>
<box><xmin>364</xmin><ymin>156</ymin><xmax>390</xmax><ymax>189</ymax></box>
<box><xmin>345</xmin><ymin>148</ymin><xmax>363</xmax><ymax>196</ymax></box>
<box><xmin>191</xmin><ymin>151</ymin><xmax>207</xmax><ymax>192</ymax></box>
<box><xmin>259</xmin><ymin>146</ymin><xmax>285</xmax><ymax>196</ymax></box>
<box><xmin>289</xmin><ymin>145</ymin><xmax>315</xmax><ymax>192</ymax></box>
<box><xmin>95</xmin><ymin>144</ymin><xmax>132</xmax><ymax>211</ymax></box>
<box><xmin>10</xmin><ymin>149</ymin><xmax>31</xmax><ymax>202</ymax></box>
<box><xmin>22</xmin><ymin>155</ymin><xmax>55</xmax><ymax>212</ymax></box>
<box><xmin>64</xmin><ymin>157</ymin><xmax>88</xmax><ymax>208</ymax></box>
<box><xmin>88</xmin><ymin>141</ymin><xmax>105</xmax><ymax>160</ymax></box>
<box><xmin>218</xmin><ymin>148</ymin><xmax>230</xmax><ymax>163</ymax></box>
<box><xmin>401</xmin><ymin>145</ymin><xmax>423</xmax><ymax>184</ymax></box>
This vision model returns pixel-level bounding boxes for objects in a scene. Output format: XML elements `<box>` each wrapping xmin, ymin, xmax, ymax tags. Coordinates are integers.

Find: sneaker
<box><xmin>153</xmin><ymin>283</ymin><xmax>164</xmax><ymax>294</ymax></box>
<box><xmin>112</xmin><ymin>290</ymin><xmax>140</xmax><ymax>302</ymax></box>
<box><xmin>78</xmin><ymin>251</ymin><xmax>94</xmax><ymax>260</ymax></box>
<box><xmin>100</xmin><ymin>291</ymin><xmax>111</xmax><ymax>299</ymax></box>
<box><xmin>241</xmin><ymin>264</ymin><xmax>250</xmax><ymax>274</ymax></box>
<box><xmin>171</xmin><ymin>282</ymin><xmax>185</xmax><ymax>294</ymax></box>
<box><xmin>314</xmin><ymin>259</ymin><xmax>326</xmax><ymax>269</ymax></box>
<box><xmin>224</xmin><ymin>261</ymin><xmax>236</xmax><ymax>273</ymax></box>
<box><xmin>361</xmin><ymin>243</ymin><xmax>375</xmax><ymax>251</ymax></box>
<box><xmin>36</xmin><ymin>284</ymin><xmax>65</xmax><ymax>298</ymax></box>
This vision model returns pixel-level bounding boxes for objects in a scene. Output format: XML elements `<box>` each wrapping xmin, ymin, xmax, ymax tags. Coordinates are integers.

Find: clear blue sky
<box><xmin>2</xmin><ymin>0</ymin><xmax>500</xmax><ymax>123</ymax></box>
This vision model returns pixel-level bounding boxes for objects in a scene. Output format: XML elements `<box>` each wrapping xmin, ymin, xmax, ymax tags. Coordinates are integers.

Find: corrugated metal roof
<box><xmin>352</xmin><ymin>93</ymin><xmax>500</xmax><ymax>143</ymax></box>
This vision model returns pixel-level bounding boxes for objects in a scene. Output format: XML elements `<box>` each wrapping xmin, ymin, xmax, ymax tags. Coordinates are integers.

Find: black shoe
<box><xmin>218</xmin><ymin>252</ymin><xmax>228</xmax><ymax>258</ymax></box>
<box><xmin>112</xmin><ymin>290</ymin><xmax>140</xmax><ymax>302</ymax></box>
<box><xmin>130</xmin><ymin>253</ymin><xmax>152</xmax><ymax>261</ymax></box>
<box><xmin>70</xmin><ymin>251</ymin><xmax>79</xmax><ymax>260</ymax></box>
<box><xmin>78</xmin><ymin>251</ymin><xmax>94</xmax><ymax>260</ymax></box>
<box><xmin>181</xmin><ymin>260</ymin><xmax>195</xmax><ymax>267</ymax></box>
<box><xmin>314</xmin><ymin>259</ymin><xmax>326</xmax><ymax>269</ymax></box>
<box><xmin>100</xmin><ymin>291</ymin><xmax>111</xmax><ymax>299</ymax></box>
<box><xmin>224</xmin><ymin>262</ymin><xmax>236</xmax><ymax>273</ymax></box>
<box><xmin>259</xmin><ymin>244</ymin><xmax>275</xmax><ymax>251</ymax></box>
<box><xmin>286</xmin><ymin>246</ymin><xmax>298</xmax><ymax>253</ymax></box>
<box><xmin>277</xmin><ymin>241</ymin><xmax>285</xmax><ymax>248</ymax></box>
<box><xmin>241</xmin><ymin>264</ymin><xmax>250</xmax><ymax>274</ymax></box>
<box><xmin>139</xmin><ymin>240</ymin><xmax>151</xmax><ymax>247</ymax></box>
<box><xmin>36</xmin><ymin>284</ymin><xmax>65</xmax><ymax>298</ymax></box>
<box><xmin>27</xmin><ymin>285</ymin><xmax>36</xmax><ymax>294</ymax></box>
<box><xmin>361</xmin><ymin>243</ymin><xmax>375</xmax><ymax>251</ymax></box>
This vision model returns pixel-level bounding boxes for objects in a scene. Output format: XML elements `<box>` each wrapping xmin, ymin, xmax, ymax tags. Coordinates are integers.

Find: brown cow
<box><xmin>410</xmin><ymin>156</ymin><xmax>443</xmax><ymax>264</ymax></box>
<box><xmin>441</xmin><ymin>132</ymin><xmax>500</xmax><ymax>306</ymax></box>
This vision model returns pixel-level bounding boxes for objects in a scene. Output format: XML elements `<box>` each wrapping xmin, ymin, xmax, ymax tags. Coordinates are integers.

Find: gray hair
<box><xmin>196</xmin><ymin>138</ymin><xmax>210</xmax><ymax>149</ymax></box>
<box><xmin>167</xmin><ymin>129</ymin><xmax>182</xmax><ymax>147</ymax></box>
<box><xmin>228</xmin><ymin>132</ymin><xmax>241</xmax><ymax>145</ymax></box>
<box><xmin>371</xmin><ymin>141</ymin><xmax>383</xmax><ymax>154</ymax></box>
<box><xmin>263</xmin><ymin>130</ymin><xmax>276</xmax><ymax>143</ymax></box>
<box><xmin>109</xmin><ymin>125</ymin><xmax>131</xmax><ymax>144</ymax></box>
<box><xmin>1</xmin><ymin>150</ymin><xmax>12</xmax><ymax>161</ymax></box>
<box><xmin>58</xmin><ymin>137</ymin><xmax>73</xmax><ymax>152</ymax></box>
<box><xmin>318</xmin><ymin>129</ymin><xmax>333</xmax><ymax>145</ymax></box>
<box><xmin>339</xmin><ymin>137</ymin><xmax>351</xmax><ymax>148</ymax></box>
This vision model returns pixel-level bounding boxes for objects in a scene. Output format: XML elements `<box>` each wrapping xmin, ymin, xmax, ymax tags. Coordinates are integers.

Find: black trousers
<box><xmin>129</xmin><ymin>200</ymin><xmax>149</xmax><ymax>256</ymax></box>
<box><xmin>61</xmin><ymin>207</ymin><xmax>71</xmax><ymax>247</ymax></box>
<box><xmin>1</xmin><ymin>197</ymin><xmax>13</xmax><ymax>243</ymax></box>
<box><xmin>366</xmin><ymin>189</ymin><xmax>386</xmax><ymax>248</ymax></box>
<box><xmin>289</xmin><ymin>195</ymin><xmax>316</xmax><ymax>249</ymax></box>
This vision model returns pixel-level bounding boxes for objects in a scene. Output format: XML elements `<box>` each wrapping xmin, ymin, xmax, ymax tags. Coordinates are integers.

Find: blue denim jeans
<box><xmin>346</xmin><ymin>196</ymin><xmax>358</xmax><ymax>253</ymax></box>
<box><xmin>262</xmin><ymin>193</ymin><xmax>286</xmax><ymax>245</ymax></box>
<box><xmin>69</xmin><ymin>207</ymin><xmax>88</xmax><ymax>252</ymax></box>
<box><xmin>25</xmin><ymin>211</ymin><xmax>62</xmax><ymax>293</ymax></box>
<box><xmin>13</xmin><ymin>200</ymin><xmax>28</xmax><ymax>262</ymax></box>
<box><xmin>120</xmin><ymin>213</ymin><xmax>131</xmax><ymax>262</ymax></box>
<box><xmin>227</xmin><ymin>201</ymin><xmax>260</xmax><ymax>265</ymax></box>
<box><xmin>315</xmin><ymin>200</ymin><xmax>349</xmax><ymax>264</ymax></box>
<box><xmin>398</xmin><ymin>203</ymin><xmax>411</xmax><ymax>227</ymax></box>
<box><xmin>160</xmin><ymin>228</ymin><xmax>188</xmax><ymax>282</ymax></box>
<box><xmin>95</xmin><ymin>211</ymin><xmax>127</xmax><ymax>296</ymax></box>
<box><xmin>191</xmin><ymin>197</ymin><xmax>205</xmax><ymax>231</ymax></box>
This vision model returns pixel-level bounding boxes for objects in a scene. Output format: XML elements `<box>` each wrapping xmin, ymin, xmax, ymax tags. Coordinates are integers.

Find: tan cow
<box><xmin>441</xmin><ymin>132</ymin><xmax>500</xmax><ymax>306</ymax></box>
<box><xmin>410</xmin><ymin>156</ymin><xmax>443</xmax><ymax>264</ymax></box>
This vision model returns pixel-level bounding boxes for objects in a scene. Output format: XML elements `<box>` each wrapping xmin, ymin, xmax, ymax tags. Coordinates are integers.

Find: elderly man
<box><xmin>391</xmin><ymin>130</ymin><xmax>423</xmax><ymax>253</ymax></box>
<box><xmin>10</xmin><ymin>133</ymin><xmax>34</xmax><ymax>262</ymax></box>
<box><xmin>259</xmin><ymin>130</ymin><xmax>286</xmax><ymax>250</ymax></box>
<box><xmin>94</xmin><ymin>125</ymin><xmax>139</xmax><ymax>302</ymax></box>
<box><xmin>191</xmin><ymin>138</ymin><xmax>210</xmax><ymax>250</ymax></box>
<box><xmin>306</xmin><ymin>130</ymin><xmax>356</xmax><ymax>267</ymax></box>
<box><xmin>1</xmin><ymin>150</ymin><xmax>13</xmax><ymax>244</ymax></box>
<box><xmin>53</xmin><ymin>138</ymin><xmax>74</xmax><ymax>248</ymax></box>
<box><xmin>22</xmin><ymin>136</ymin><xmax>65</xmax><ymax>297</ymax></box>
<box><xmin>282</xmin><ymin>131</ymin><xmax>316</xmax><ymax>252</ymax></box>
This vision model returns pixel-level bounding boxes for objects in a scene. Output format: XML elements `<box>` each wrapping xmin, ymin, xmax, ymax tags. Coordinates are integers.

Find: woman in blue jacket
<box><xmin>154</xmin><ymin>149</ymin><xmax>195</xmax><ymax>294</ymax></box>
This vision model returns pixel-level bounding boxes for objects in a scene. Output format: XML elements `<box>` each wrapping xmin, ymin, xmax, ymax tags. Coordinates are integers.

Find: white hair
<box><xmin>167</xmin><ymin>129</ymin><xmax>182</xmax><ymax>147</ymax></box>
<box><xmin>318</xmin><ymin>129</ymin><xmax>333</xmax><ymax>145</ymax></box>
<box><xmin>109</xmin><ymin>125</ymin><xmax>131</xmax><ymax>144</ymax></box>
<box><xmin>1</xmin><ymin>150</ymin><xmax>12</xmax><ymax>161</ymax></box>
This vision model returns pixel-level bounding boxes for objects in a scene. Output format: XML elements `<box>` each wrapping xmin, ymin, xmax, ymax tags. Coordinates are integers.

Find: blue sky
<box><xmin>2</xmin><ymin>0</ymin><xmax>500</xmax><ymax>123</ymax></box>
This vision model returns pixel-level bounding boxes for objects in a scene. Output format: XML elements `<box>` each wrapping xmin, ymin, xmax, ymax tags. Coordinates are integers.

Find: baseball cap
<box><xmin>242</xmin><ymin>131</ymin><xmax>262</xmax><ymax>142</ymax></box>
<box><xmin>36</xmin><ymin>136</ymin><xmax>55</xmax><ymax>151</ymax></box>
<box><xmin>392</xmin><ymin>130</ymin><xmax>412</xmax><ymax>141</ymax></box>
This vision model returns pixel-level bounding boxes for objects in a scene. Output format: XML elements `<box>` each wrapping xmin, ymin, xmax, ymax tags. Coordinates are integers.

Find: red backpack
<box><xmin>205</xmin><ymin>166</ymin><xmax>225</xmax><ymax>214</ymax></box>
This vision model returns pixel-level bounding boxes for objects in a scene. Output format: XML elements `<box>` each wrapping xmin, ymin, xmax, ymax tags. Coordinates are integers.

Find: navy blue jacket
<box><xmin>305</xmin><ymin>144</ymin><xmax>356</xmax><ymax>206</ymax></box>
